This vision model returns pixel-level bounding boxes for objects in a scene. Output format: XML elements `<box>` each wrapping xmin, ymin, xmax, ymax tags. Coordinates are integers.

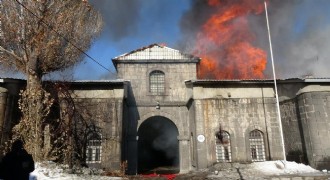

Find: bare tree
<box><xmin>0</xmin><ymin>0</ymin><xmax>102</xmax><ymax>161</ymax></box>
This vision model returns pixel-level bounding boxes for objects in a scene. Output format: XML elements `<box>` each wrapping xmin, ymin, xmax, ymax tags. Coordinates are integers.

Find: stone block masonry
<box><xmin>297</xmin><ymin>92</ymin><xmax>330</xmax><ymax>169</ymax></box>
<box><xmin>280</xmin><ymin>99</ymin><xmax>306</xmax><ymax>163</ymax></box>
<box><xmin>197</xmin><ymin>97</ymin><xmax>284</xmax><ymax>166</ymax></box>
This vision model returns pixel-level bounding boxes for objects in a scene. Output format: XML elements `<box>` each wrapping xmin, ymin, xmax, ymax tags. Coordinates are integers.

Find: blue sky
<box><xmin>73</xmin><ymin>0</ymin><xmax>330</xmax><ymax>80</ymax></box>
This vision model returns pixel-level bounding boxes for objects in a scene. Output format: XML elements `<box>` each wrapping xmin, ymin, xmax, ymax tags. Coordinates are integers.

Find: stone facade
<box><xmin>296</xmin><ymin>87</ymin><xmax>330</xmax><ymax>169</ymax></box>
<box><xmin>279</xmin><ymin>84</ymin><xmax>330</xmax><ymax>170</ymax></box>
<box><xmin>280</xmin><ymin>98</ymin><xmax>306</xmax><ymax>163</ymax></box>
<box><xmin>187</xmin><ymin>81</ymin><xmax>285</xmax><ymax>169</ymax></box>
<box><xmin>1</xmin><ymin>45</ymin><xmax>330</xmax><ymax>174</ymax></box>
<box><xmin>0</xmin><ymin>79</ymin><xmax>127</xmax><ymax>171</ymax></box>
<box><xmin>64</xmin><ymin>81</ymin><xmax>127</xmax><ymax>170</ymax></box>
<box><xmin>113</xmin><ymin>44</ymin><xmax>199</xmax><ymax>174</ymax></box>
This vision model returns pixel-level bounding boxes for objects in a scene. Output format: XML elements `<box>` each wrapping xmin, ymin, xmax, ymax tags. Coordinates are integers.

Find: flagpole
<box><xmin>264</xmin><ymin>1</ymin><xmax>286</xmax><ymax>161</ymax></box>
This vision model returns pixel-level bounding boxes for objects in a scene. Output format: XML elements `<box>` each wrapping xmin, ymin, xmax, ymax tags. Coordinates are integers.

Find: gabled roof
<box><xmin>113</xmin><ymin>43</ymin><xmax>200</xmax><ymax>61</ymax></box>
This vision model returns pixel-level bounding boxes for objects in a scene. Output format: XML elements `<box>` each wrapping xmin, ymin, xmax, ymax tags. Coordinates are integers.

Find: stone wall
<box><xmin>66</xmin><ymin>82</ymin><xmax>126</xmax><ymax>171</ymax></box>
<box><xmin>117</xmin><ymin>63</ymin><xmax>196</xmax><ymax>103</ymax></box>
<box><xmin>190</xmin><ymin>83</ymin><xmax>286</xmax><ymax>168</ymax></box>
<box><xmin>280</xmin><ymin>99</ymin><xmax>306</xmax><ymax>163</ymax></box>
<box><xmin>116</xmin><ymin>60</ymin><xmax>198</xmax><ymax>174</ymax></box>
<box><xmin>72</xmin><ymin>98</ymin><xmax>123</xmax><ymax>170</ymax></box>
<box><xmin>297</xmin><ymin>91</ymin><xmax>330</xmax><ymax>169</ymax></box>
<box><xmin>194</xmin><ymin>97</ymin><xmax>284</xmax><ymax>167</ymax></box>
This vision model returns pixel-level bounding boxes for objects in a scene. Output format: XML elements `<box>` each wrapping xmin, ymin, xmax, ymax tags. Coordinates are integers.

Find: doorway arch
<box><xmin>137</xmin><ymin>116</ymin><xmax>179</xmax><ymax>174</ymax></box>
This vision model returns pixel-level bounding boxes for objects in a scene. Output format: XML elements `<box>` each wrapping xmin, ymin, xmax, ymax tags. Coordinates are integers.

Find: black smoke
<box><xmin>137</xmin><ymin>116</ymin><xmax>179</xmax><ymax>174</ymax></box>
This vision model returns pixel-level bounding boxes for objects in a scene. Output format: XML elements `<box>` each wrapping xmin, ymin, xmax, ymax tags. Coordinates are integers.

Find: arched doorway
<box><xmin>138</xmin><ymin>116</ymin><xmax>179</xmax><ymax>174</ymax></box>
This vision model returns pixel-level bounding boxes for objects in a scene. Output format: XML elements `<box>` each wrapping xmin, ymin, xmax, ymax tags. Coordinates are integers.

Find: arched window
<box><xmin>249</xmin><ymin>130</ymin><xmax>265</xmax><ymax>162</ymax></box>
<box><xmin>215</xmin><ymin>131</ymin><xmax>231</xmax><ymax>162</ymax></box>
<box><xmin>149</xmin><ymin>70</ymin><xmax>165</xmax><ymax>95</ymax></box>
<box><xmin>86</xmin><ymin>131</ymin><xmax>102</xmax><ymax>164</ymax></box>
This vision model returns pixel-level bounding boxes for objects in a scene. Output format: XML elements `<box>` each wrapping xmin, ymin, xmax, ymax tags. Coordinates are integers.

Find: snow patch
<box><xmin>29</xmin><ymin>161</ymin><xmax>124</xmax><ymax>180</ymax></box>
<box><xmin>253</xmin><ymin>161</ymin><xmax>319</xmax><ymax>175</ymax></box>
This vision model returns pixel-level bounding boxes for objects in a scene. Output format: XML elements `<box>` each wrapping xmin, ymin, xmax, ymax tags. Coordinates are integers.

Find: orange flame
<box><xmin>194</xmin><ymin>0</ymin><xmax>267</xmax><ymax>79</ymax></box>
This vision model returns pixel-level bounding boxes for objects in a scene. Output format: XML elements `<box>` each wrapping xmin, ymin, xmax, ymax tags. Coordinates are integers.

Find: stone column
<box><xmin>177</xmin><ymin>135</ymin><xmax>190</xmax><ymax>173</ymax></box>
<box><xmin>194</xmin><ymin>100</ymin><xmax>208</xmax><ymax>169</ymax></box>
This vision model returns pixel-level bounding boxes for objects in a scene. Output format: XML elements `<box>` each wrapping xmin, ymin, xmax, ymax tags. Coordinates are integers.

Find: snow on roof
<box><xmin>113</xmin><ymin>43</ymin><xmax>199</xmax><ymax>60</ymax></box>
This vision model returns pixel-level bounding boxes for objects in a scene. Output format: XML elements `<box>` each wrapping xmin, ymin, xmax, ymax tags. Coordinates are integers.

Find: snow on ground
<box><xmin>29</xmin><ymin>161</ymin><xmax>124</xmax><ymax>180</ymax></box>
<box><xmin>253</xmin><ymin>160</ymin><xmax>320</xmax><ymax>175</ymax></box>
<box><xmin>29</xmin><ymin>161</ymin><xmax>323</xmax><ymax>179</ymax></box>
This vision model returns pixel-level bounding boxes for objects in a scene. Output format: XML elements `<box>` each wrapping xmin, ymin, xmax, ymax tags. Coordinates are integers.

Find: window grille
<box><xmin>149</xmin><ymin>70</ymin><xmax>165</xmax><ymax>95</ymax></box>
<box><xmin>215</xmin><ymin>131</ymin><xmax>231</xmax><ymax>162</ymax></box>
<box><xmin>86</xmin><ymin>132</ymin><xmax>102</xmax><ymax>164</ymax></box>
<box><xmin>249</xmin><ymin>130</ymin><xmax>265</xmax><ymax>162</ymax></box>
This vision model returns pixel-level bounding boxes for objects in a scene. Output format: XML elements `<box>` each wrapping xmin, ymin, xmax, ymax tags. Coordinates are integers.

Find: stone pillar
<box><xmin>194</xmin><ymin>100</ymin><xmax>208</xmax><ymax>169</ymax></box>
<box><xmin>0</xmin><ymin>87</ymin><xmax>8</xmax><ymax>145</ymax></box>
<box><xmin>177</xmin><ymin>135</ymin><xmax>190</xmax><ymax>173</ymax></box>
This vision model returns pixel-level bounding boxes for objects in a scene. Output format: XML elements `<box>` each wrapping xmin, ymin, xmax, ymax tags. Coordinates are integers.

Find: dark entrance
<box><xmin>137</xmin><ymin>116</ymin><xmax>179</xmax><ymax>174</ymax></box>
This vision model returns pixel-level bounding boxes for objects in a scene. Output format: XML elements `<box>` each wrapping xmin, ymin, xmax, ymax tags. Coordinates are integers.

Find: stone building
<box><xmin>1</xmin><ymin>44</ymin><xmax>330</xmax><ymax>174</ymax></box>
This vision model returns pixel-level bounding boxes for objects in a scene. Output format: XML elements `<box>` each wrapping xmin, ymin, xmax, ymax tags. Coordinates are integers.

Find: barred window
<box><xmin>86</xmin><ymin>132</ymin><xmax>102</xmax><ymax>164</ymax></box>
<box><xmin>149</xmin><ymin>70</ymin><xmax>165</xmax><ymax>95</ymax></box>
<box><xmin>215</xmin><ymin>131</ymin><xmax>231</xmax><ymax>162</ymax></box>
<box><xmin>249</xmin><ymin>130</ymin><xmax>265</xmax><ymax>162</ymax></box>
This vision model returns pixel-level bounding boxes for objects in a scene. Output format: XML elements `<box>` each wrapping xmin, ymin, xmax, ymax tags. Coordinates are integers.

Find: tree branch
<box><xmin>0</xmin><ymin>45</ymin><xmax>22</xmax><ymax>62</ymax></box>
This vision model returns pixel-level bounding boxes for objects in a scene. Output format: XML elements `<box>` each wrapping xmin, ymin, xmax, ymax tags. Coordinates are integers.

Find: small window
<box><xmin>149</xmin><ymin>70</ymin><xmax>165</xmax><ymax>95</ymax></box>
<box><xmin>215</xmin><ymin>131</ymin><xmax>231</xmax><ymax>162</ymax></box>
<box><xmin>86</xmin><ymin>131</ymin><xmax>102</xmax><ymax>164</ymax></box>
<box><xmin>249</xmin><ymin>130</ymin><xmax>265</xmax><ymax>162</ymax></box>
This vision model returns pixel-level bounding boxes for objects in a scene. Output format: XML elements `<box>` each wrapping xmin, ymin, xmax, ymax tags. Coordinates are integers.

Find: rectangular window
<box><xmin>249</xmin><ymin>130</ymin><xmax>266</xmax><ymax>162</ymax></box>
<box><xmin>215</xmin><ymin>131</ymin><xmax>231</xmax><ymax>162</ymax></box>
<box><xmin>86</xmin><ymin>135</ymin><xmax>102</xmax><ymax>164</ymax></box>
<box><xmin>150</xmin><ymin>70</ymin><xmax>165</xmax><ymax>95</ymax></box>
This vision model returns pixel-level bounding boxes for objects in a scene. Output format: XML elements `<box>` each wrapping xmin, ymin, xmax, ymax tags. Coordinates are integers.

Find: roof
<box><xmin>0</xmin><ymin>77</ymin><xmax>26</xmax><ymax>83</ymax></box>
<box><xmin>112</xmin><ymin>43</ymin><xmax>200</xmax><ymax>61</ymax></box>
<box><xmin>0</xmin><ymin>78</ymin><xmax>127</xmax><ymax>87</ymax></box>
<box><xmin>185</xmin><ymin>78</ymin><xmax>330</xmax><ymax>85</ymax></box>
<box><xmin>71</xmin><ymin>79</ymin><xmax>126</xmax><ymax>84</ymax></box>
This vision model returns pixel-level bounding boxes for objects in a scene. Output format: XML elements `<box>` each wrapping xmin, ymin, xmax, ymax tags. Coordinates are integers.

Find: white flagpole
<box><xmin>264</xmin><ymin>1</ymin><xmax>286</xmax><ymax>161</ymax></box>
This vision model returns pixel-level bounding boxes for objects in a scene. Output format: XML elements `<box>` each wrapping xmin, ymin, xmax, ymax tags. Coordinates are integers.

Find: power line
<box><xmin>14</xmin><ymin>0</ymin><xmax>114</xmax><ymax>74</ymax></box>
